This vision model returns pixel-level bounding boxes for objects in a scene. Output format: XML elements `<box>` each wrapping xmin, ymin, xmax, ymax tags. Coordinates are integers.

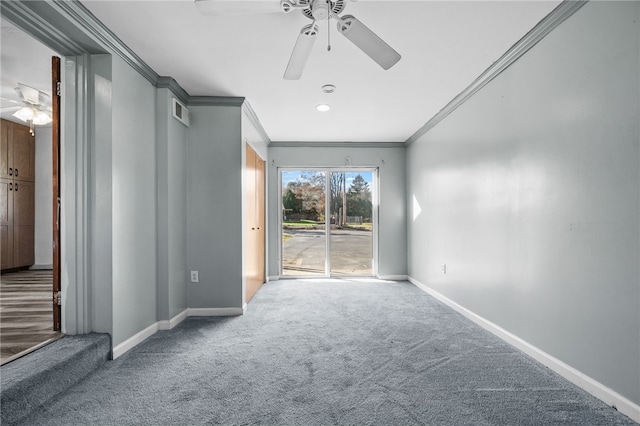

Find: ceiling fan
<box><xmin>1</xmin><ymin>83</ymin><xmax>52</xmax><ymax>135</ymax></box>
<box><xmin>195</xmin><ymin>0</ymin><xmax>401</xmax><ymax>80</ymax></box>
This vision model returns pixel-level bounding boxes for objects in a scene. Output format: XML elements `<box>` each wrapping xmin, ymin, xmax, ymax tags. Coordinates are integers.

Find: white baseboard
<box><xmin>158</xmin><ymin>309</ymin><xmax>188</xmax><ymax>331</ymax></box>
<box><xmin>267</xmin><ymin>275</ymin><xmax>279</xmax><ymax>282</ymax></box>
<box><xmin>377</xmin><ymin>275</ymin><xmax>408</xmax><ymax>281</ymax></box>
<box><xmin>407</xmin><ymin>276</ymin><xmax>640</xmax><ymax>423</ymax></box>
<box><xmin>29</xmin><ymin>264</ymin><xmax>53</xmax><ymax>270</ymax></box>
<box><xmin>113</xmin><ymin>307</ymin><xmax>243</xmax><ymax>359</ymax></box>
<box><xmin>112</xmin><ymin>322</ymin><xmax>159</xmax><ymax>360</ymax></box>
<box><xmin>187</xmin><ymin>307</ymin><xmax>244</xmax><ymax>317</ymax></box>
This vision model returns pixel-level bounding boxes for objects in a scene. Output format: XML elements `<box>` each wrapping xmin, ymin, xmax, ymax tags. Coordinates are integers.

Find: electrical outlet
<box><xmin>441</xmin><ymin>264</ymin><xmax>447</xmax><ymax>274</ymax></box>
<box><xmin>190</xmin><ymin>270</ymin><xmax>199</xmax><ymax>283</ymax></box>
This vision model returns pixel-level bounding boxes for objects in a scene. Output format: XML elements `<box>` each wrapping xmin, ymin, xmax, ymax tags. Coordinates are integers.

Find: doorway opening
<box><xmin>280</xmin><ymin>168</ymin><xmax>376</xmax><ymax>277</ymax></box>
<box><xmin>0</xmin><ymin>51</ymin><xmax>62</xmax><ymax>365</ymax></box>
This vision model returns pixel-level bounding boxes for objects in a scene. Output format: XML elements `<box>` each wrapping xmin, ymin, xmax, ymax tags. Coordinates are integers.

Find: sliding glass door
<box><xmin>280</xmin><ymin>169</ymin><xmax>375</xmax><ymax>277</ymax></box>
<box><xmin>281</xmin><ymin>171</ymin><xmax>327</xmax><ymax>276</ymax></box>
<box><xmin>328</xmin><ymin>171</ymin><xmax>373</xmax><ymax>276</ymax></box>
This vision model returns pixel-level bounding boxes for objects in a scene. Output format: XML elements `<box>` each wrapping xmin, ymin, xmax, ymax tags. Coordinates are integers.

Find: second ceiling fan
<box><xmin>195</xmin><ymin>0</ymin><xmax>401</xmax><ymax>80</ymax></box>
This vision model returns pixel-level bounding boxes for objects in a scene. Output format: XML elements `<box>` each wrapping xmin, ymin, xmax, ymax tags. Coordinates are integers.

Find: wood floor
<box><xmin>0</xmin><ymin>269</ymin><xmax>62</xmax><ymax>365</ymax></box>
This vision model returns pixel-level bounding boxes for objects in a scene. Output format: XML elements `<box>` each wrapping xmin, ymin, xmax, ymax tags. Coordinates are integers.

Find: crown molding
<box><xmin>156</xmin><ymin>77</ymin><xmax>189</xmax><ymax>105</ymax></box>
<box><xmin>52</xmin><ymin>0</ymin><xmax>160</xmax><ymax>85</ymax></box>
<box><xmin>0</xmin><ymin>0</ymin><xmax>91</xmax><ymax>55</ymax></box>
<box><xmin>404</xmin><ymin>0</ymin><xmax>588</xmax><ymax>146</ymax></box>
<box><xmin>3</xmin><ymin>1</ymin><xmax>214</xmax><ymax>109</ymax></box>
<box><xmin>187</xmin><ymin>97</ymin><xmax>246</xmax><ymax>107</ymax></box>
<box><xmin>269</xmin><ymin>141</ymin><xmax>404</xmax><ymax>148</ymax></box>
<box><xmin>242</xmin><ymin>102</ymin><xmax>271</xmax><ymax>144</ymax></box>
<box><xmin>187</xmin><ymin>98</ymin><xmax>272</xmax><ymax>142</ymax></box>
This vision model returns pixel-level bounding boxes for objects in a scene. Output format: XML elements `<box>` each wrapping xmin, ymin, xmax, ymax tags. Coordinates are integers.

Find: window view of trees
<box><xmin>282</xmin><ymin>172</ymin><xmax>325</xmax><ymax>221</ymax></box>
<box><xmin>347</xmin><ymin>174</ymin><xmax>372</xmax><ymax>220</ymax></box>
<box><xmin>282</xmin><ymin>171</ymin><xmax>372</xmax><ymax>226</ymax></box>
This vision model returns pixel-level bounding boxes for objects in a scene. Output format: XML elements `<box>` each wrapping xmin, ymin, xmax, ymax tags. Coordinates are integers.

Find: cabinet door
<box><xmin>12</xmin><ymin>180</ymin><xmax>34</xmax><ymax>268</ymax></box>
<box><xmin>0</xmin><ymin>178</ymin><xmax>14</xmax><ymax>269</ymax></box>
<box><xmin>245</xmin><ymin>145</ymin><xmax>266</xmax><ymax>303</ymax></box>
<box><xmin>0</xmin><ymin>120</ymin><xmax>11</xmax><ymax>179</ymax></box>
<box><xmin>245</xmin><ymin>145</ymin><xmax>258</xmax><ymax>301</ymax></box>
<box><xmin>12</xmin><ymin>123</ymin><xmax>35</xmax><ymax>182</ymax></box>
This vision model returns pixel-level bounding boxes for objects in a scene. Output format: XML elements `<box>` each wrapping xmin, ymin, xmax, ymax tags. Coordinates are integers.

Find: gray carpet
<box><xmin>1</xmin><ymin>333</ymin><xmax>111</xmax><ymax>425</ymax></box>
<box><xmin>15</xmin><ymin>279</ymin><xmax>638</xmax><ymax>425</ymax></box>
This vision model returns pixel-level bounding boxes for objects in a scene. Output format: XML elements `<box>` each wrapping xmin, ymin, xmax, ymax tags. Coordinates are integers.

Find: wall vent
<box><xmin>172</xmin><ymin>97</ymin><xmax>189</xmax><ymax>126</ymax></box>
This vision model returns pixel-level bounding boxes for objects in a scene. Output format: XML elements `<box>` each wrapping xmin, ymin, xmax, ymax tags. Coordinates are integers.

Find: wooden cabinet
<box><xmin>0</xmin><ymin>119</ymin><xmax>35</xmax><ymax>270</ymax></box>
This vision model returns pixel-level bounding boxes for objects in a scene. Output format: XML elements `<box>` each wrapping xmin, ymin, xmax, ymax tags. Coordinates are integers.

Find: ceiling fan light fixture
<box><xmin>12</xmin><ymin>106</ymin><xmax>34</xmax><ymax>122</ymax></box>
<box><xmin>33</xmin><ymin>110</ymin><xmax>52</xmax><ymax>125</ymax></box>
<box><xmin>316</xmin><ymin>104</ymin><xmax>331</xmax><ymax>112</ymax></box>
<box><xmin>337</xmin><ymin>15</ymin><xmax>401</xmax><ymax>70</ymax></box>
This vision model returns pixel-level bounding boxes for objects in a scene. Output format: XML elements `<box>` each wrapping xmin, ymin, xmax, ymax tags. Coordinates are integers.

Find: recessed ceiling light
<box><xmin>316</xmin><ymin>104</ymin><xmax>331</xmax><ymax>112</ymax></box>
<box><xmin>321</xmin><ymin>84</ymin><xmax>336</xmax><ymax>94</ymax></box>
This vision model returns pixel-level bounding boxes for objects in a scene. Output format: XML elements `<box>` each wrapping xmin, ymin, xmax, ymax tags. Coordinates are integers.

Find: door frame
<box><xmin>278</xmin><ymin>167</ymin><xmax>378</xmax><ymax>278</ymax></box>
<box><xmin>52</xmin><ymin>56</ymin><xmax>61</xmax><ymax>331</ymax></box>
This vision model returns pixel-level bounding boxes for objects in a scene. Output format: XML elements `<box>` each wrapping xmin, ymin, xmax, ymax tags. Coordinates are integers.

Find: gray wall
<box><xmin>187</xmin><ymin>105</ymin><xmax>243</xmax><ymax>309</ymax></box>
<box><xmin>110</xmin><ymin>55</ymin><xmax>158</xmax><ymax>346</ymax></box>
<box><xmin>89</xmin><ymin>54</ymin><xmax>114</xmax><ymax>337</ymax></box>
<box><xmin>156</xmin><ymin>88</ymin><xmax>188</xmax><ymax>321</ymax></box>
<box><xmin>406</xmin><ymin>1</ymin><xmax>639</xmax><ymax>404</ymax></box>
<box><xmin>34</xmin><ymin>127</ymin><xmax>52</xmax><ymax>267</ymax></box>
<box><xmin>268</xmin><ymin>146</ymin><xmax>407</xmax><ymax>278</ymax></box>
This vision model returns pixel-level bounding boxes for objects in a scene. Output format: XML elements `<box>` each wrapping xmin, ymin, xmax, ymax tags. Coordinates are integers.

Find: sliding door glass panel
<box><xmin>329</xmin><ymin>171</ymin><xmax>373</xmax><ymax>276</ymax></box>
<box><xmin>281</xmin><ymin>171</ymin><xmax>326</xmax><ymax>276</ymax></box>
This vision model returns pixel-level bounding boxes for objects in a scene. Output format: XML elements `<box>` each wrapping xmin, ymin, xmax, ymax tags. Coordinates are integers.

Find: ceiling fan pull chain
<box><xmin>327</xmin><ymin>0</ymin><xmax>331</xmax><ymax>51</ymax></box>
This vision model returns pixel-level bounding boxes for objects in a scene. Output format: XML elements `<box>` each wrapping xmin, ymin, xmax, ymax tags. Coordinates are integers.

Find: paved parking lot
<box><xmin>282</xmin><ymin>227</ymin><xmax>373</xmax><ymax>275</ymax></box>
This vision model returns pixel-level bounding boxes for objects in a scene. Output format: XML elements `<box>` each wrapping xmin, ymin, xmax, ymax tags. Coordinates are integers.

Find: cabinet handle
<box><xmin>15</xmin><ymin>168</ymin><xmax>18</xmax><ymax>177</ymax></box>
<box><xmin>8</xmin><ymin>183</ymin><xmax>12</xmax><ymax>191</ymax></box>
<box><xmin>8</xmin><ymin>167</ymin><xmax>12</xmax><ymax>176</ymax></box>
<box><xmin>15</xmin><ymin>183</ymin><xmax>18</xmax><ymax>192</ymax></box>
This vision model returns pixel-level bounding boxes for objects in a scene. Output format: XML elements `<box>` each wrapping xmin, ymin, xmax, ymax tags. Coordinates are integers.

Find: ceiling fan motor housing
<box><xmin>302</xmin><ymin>0</ymin><xmax>345</xmax><ymax>20</ymax></box>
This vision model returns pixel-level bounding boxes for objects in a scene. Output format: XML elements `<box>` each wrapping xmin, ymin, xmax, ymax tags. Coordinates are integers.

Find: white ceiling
<box><xmin>2</xmin><ymin>0</ymin><xmax>561</xmax><ymax>143</ymax></box>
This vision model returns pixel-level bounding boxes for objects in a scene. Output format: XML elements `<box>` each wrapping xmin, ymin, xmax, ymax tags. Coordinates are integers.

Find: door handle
<box><xmin>15</xmin><ymin>183</ymin><xmax>18</xmax><ymax>191</ymax></box>
<box><xmin>14</xmin><ymin>168</ymin><xmax>18</xmax><ymax>177</ymax></box>
<box><xmin>8</xmin><ymin>183</ymin><xmax>12</xmax><ymax>191</ymax></box>
<box><xmin>8</xmin><ymin>167</ymin><xmax>12</xmax><ymax>176</ymax></box>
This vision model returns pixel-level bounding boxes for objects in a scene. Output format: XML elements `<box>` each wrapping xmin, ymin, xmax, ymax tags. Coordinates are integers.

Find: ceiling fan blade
<box><xmin>1</xmin><ymin>106</ymin><xmax>21</xmax><ymax>113</ymax></box>
<box><xmin>16</xmin><ymin>83</ymin><xmax>51</xmax><ymax>108</ymax></box>
<box><xmin>283</xmin><ymin>24</ymin><xmax>319</xmax><ymax>80</ymax></box>
<box><xmin>337</xmin><ymin>15</ymin><xmax>401</xmax><ymax>70</ymax></box>
<box><xmin>195</xmin><ymin>0</ymin><xmax>283</xmax><ymax>15</ymax></box>
<box><xmin>16</xmin><ymin>83</ymin><xmax>41</xmax><ymax>105</ymax></box>
<box><xmin>0</xmin><ymin>96</ymin><xmax>21</xmax><ymax>105</ymax></box>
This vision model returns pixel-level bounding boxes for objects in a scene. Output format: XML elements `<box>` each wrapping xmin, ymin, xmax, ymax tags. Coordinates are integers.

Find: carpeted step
<box><xmin>0</xmin><ymin>333</ymin><xmax>111</xmax><ymax>426</ymax></box>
